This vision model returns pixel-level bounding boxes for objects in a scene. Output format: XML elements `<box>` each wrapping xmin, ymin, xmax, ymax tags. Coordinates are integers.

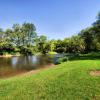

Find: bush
<box><xmin>19</xmin><ymin>46</ymin><xmax>36</xmax><ymax>55</ymax></box>
<box><xmin>55</xmin><ymin>57</ymin><xmax>68</xmax><ymax>64</ymax></box>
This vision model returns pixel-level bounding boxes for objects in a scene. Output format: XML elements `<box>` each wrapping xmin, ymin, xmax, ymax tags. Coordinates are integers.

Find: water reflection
<box><xmin>37</xmin><ymin>55</ymin><xmax>52</xmax><ymax>67</ymax></box>
<box><xmin>0</xmin><ymin>55</ymin><xmax>53</xmax><ymax>78</ymax></box>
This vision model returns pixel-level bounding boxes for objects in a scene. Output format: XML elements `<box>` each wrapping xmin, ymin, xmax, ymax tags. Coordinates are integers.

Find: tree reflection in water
<box><xmin>0</xmin><ymin>55</ymin><xmax>53</xmax><ymax>78</ymax></box>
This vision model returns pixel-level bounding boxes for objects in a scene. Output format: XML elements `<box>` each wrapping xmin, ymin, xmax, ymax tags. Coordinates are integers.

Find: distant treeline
<box><xmin>0</xmin><ymin>12</ymin><xmax>100</xmax><ymax>55</ymax></box>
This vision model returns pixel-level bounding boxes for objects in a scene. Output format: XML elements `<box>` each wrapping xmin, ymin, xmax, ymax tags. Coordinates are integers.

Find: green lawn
<box><xmin>0</xmin><ymin>60</ymin><xmax>100</xmax><ymax>100</ymax></box>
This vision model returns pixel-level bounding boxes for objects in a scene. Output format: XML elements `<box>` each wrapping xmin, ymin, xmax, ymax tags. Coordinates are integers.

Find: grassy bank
<box><xmin>0</xmin><ymin>60</ymin><xmax>100</xmax><ymax>100</ymax></box>
<box><xmin>0</xmin><ymin>54</ymin><xmax>21</xmax><ymax>58</ymax></box>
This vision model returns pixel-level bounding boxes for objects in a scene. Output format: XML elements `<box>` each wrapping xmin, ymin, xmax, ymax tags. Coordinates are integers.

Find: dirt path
<box><xmin>90</xmin><ymin>70</ymin><xmax>100</xmax><ymax>76</ymax></box>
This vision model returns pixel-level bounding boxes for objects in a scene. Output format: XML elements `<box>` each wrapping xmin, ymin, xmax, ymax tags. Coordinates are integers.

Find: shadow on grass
<box><xmin>54</xmin><ymin>52</ymin><xmax>100</xmax><ymax>65</ymax></box>
<box><xmin>69</xmin><ymin>53</ymin><xmax>100</xmax><ymax>61</ymax></box>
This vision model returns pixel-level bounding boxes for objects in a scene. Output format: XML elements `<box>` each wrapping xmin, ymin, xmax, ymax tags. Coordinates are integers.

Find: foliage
<box><xmin>48</xmin><ymin>51</ymin><xmax>57</xmax><ymax>55</ymax></box>
<box><xmin>56</xmin><ymin>57</ymin><xmax>68</xmax><ymax>64</ymax></box>
<box><xmin>36</xmin><ymin>35</ymin><xmax>49</xmax><ymax>54</ymax></box>
<box><xmin>0</xmin><ymin>12</ymin><xmax>100</xmax><ymax>55</ymax></box>
<box><xmin>0</xmin><ymin>23</ymin><xmax>37</xmax><ymax>55</ymax></box>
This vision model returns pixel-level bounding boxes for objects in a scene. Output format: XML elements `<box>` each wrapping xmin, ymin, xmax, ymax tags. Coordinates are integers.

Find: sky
<box><xmin>0</xmin><ymin>0</ymin><xmax>100</xmax><ymax>39</ymax></box>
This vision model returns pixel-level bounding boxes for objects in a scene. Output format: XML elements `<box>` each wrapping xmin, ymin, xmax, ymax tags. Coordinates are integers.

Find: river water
<box><xmin>0</xmin><ymin>55</ymin><xmax>56</xmax><ymax>78</ymax></box>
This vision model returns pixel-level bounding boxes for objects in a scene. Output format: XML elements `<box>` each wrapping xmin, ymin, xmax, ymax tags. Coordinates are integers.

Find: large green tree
<box><xmin>79</xmin><ymin>28</ymin><xmax>93</xmax><ymax>53</ymax></box>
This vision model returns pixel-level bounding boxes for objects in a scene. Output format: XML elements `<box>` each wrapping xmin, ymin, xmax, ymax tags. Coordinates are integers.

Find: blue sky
<box><xmin>0</xmin><ymin>0</ymin><xmax>100</xmax><ymax>39</ymax></box>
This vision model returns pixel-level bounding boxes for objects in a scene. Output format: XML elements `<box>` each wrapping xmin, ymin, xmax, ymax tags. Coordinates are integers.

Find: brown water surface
<box><xmin>0</xmin><ymin>55</ymin><xmax>53</xmax><ymax>78</ymax></box>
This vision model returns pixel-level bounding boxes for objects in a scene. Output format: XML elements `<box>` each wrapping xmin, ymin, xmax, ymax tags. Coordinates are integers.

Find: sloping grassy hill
<box><xmin>0</xmin><ymin>60</ymin><xmax>100</xmax><ymax>100</ymax></box>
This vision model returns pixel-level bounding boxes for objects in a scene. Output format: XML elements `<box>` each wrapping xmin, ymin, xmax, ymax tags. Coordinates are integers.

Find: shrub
<box><xmin>55</xmin><ymin>57</ymin><xmax>68</xmax><ymax>64</ymax></box>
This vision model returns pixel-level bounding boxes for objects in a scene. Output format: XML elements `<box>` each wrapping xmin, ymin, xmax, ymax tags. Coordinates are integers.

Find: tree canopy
<box><xmin>0</xmin><ymin>12</ymin><xmax>100</xmax><ymax>55</ymax></box>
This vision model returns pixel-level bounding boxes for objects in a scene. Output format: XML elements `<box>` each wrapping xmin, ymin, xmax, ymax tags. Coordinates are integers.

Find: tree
<box><xmin>69</xmin><ymin>36</ymin><xmax>85</xmax><ymax>53</ymax></box>
<box><xmin>21</xmin><ymin>23</ymin><xmax>37</xmax><ymax>46</ymax></box>
<box><xmin>36</xmin><ymin>35</ymin><xmax>48</xmax><ymax>54</ymax></box>
<box><xmin>49</xmin><ymin>39</ymin><xmax>57</xmax><ymax>52</ymax></box>
<box><xmin>12</xmin><ymin>24</ymin><xmax>22</xmax><ymax>46</ymax></box>
<box><xmin>93</xmin><ymin>12</ymin><xmax>100</xmax><ymax>26</ymax></box>
<box><xmin>79</xmin><ymin>28</ymin><xmax>93</xmax><ymax>53</ymax></box>
<box><xmin>54</xmin><ymin>40</ymin><xmax>65</xmax><ymax>53</ymax></box>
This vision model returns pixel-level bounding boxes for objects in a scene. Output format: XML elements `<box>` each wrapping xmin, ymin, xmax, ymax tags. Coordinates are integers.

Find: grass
<box><xmin>0</xmin><ymin>58</ymin><xmax>100</xmax><ymax>99</ymax></box>
<box><xmin>48</xmin><ymin>51</ymin><xmax>57</xmax><ymax>55</ymax></box>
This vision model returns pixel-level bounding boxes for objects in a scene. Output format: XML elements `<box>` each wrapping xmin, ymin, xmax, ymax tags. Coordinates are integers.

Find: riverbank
<box><xmin>0</xmin><ymin>63</ymin><xmax>55</xmax><ymax>79</ymax></box>
<box><xmin>20</xmin><ymin>64</ymin><xmax>55</xmax><ymax>77</ymax></box>
<box><xmin>0</xmin><ymin>51</ymin><xmax>58</xmax><ymax>58</ymax></box>
<box><xmin>0</xmin><ymin>60</ymin><xmax>100</xmax><ymax>100</ymax></box>
<box><xmin>0</xmin><ymin>54</ymin><xmax>21</xmax><ymax>58</ymax></box>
